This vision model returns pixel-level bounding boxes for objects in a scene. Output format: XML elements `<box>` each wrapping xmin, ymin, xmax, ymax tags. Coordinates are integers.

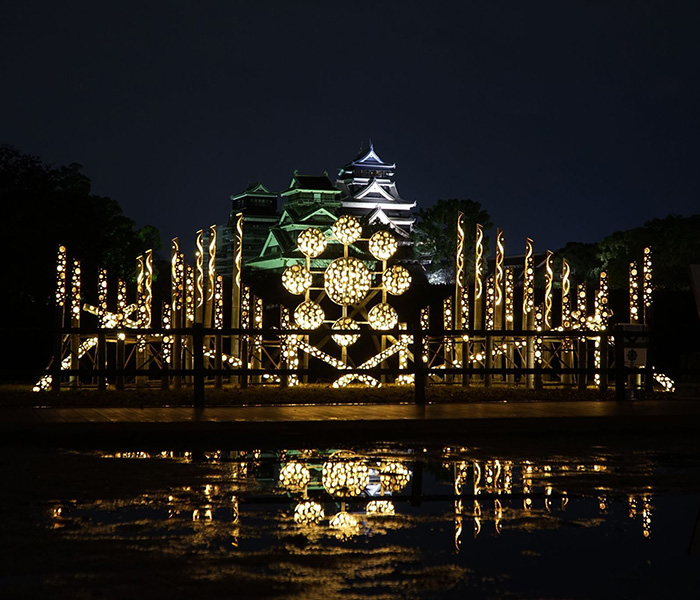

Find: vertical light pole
<box><xmin>523</xmin><ymin>238</ymin><xmax>535</xmax><ymax>389</ymax></box>
<box><xmin>69</xmin><ymin>259</ymin><xmax>81</xmax><ymax>389</ymax></box>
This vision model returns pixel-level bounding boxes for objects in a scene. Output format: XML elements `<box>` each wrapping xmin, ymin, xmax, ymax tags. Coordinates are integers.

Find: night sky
<box><xmin>2</xmin><ymin>1</ymin><xmax>699</xmax><ymax>254</ymax></box>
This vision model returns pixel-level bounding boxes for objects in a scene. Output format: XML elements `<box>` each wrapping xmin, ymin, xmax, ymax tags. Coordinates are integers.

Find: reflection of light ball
<box><xmin>332</xmin><ymin>317</ymin><xmax>360</xmax><ymax>347</ymax></box>
<box><xmin>329</xmin><ymin>511</ymin><xmax>359</xmax><ymax>539</ymax></box>
<box><xmin>382</xmin><ymin>265</ymin><xmax>411</xmax><ymax>296</ymax></box>
<box><xmin>322</xmin><ymin>458</ymin><xmax>369</xmax><ymax>497</ymax></box>
<box><xmin>379</xmin><ymin>461</ymin><xmax>411</xmax><ymax>492</ymax></box>
<box><xmin>368</xmin><ymin>303</ymin><xmax>398</xmax><ymax>330</ymax></box>
<box><xmin>297</xmin><ymin>228</ymin><xmax>327</xmax><ymax>258</ymax></box>
<box><xmin>366</xmin><ymin>500</ymin><xmax>396</xmax><ymax>516</ymax></box>
<box><xmin>368</xmin><ymin>231</ymin><xmax>397</xmax><ymax>260</ymax></box>
<box><xmin>324</xmin><ymin>257</ymin><xmax>372</xmax><ymax>305</ymax></box>
<box><xmin>294</xmin><ymin>501</ymin><xmax>324</xmax><ymax>525</ymax></box>
<box><xmin>282</xmin><ymin>264</ymin><xmax>312</xmax><ymax>295</ymax></box>
<box><xmin>279</xmin><ymin>462</ymin><xmax>310</xmax><ymax>489</ymax></box>
<box><xmin>331</xmin><ymin>215</ymin><xmax>362</xmax><ymax>245</ymax></box>
<box><xmin>294</xmin><ymin>300</ymin><xmax>325</xmax><ymax>329</ymax></box>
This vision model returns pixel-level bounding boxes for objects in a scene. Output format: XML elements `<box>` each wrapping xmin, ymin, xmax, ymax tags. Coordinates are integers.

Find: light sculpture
<box><xmin>207</xmin><ymin>225</ymin><xmax>217</xmax><ymax>306</ymax></box>
<box><xmin>329</xmin><ymin>511</ymin><xmax>359</xmax><ymax>539</ymax></box>
<box><xmin>366</xmin><ymin>501</ymin><xmax>395</xmax><ymax>516</ymax></box>
<box><xmin>420</xmin><ymin>307</ymin><xmax>430</xmax><ymax>364</ymax></box>
<box><xmin>474</xmin><ymin>224</ymin><xmax>484</xmax><ymax>326</ymax></box>
<box><xmin>577</xmin><ymin>283</ymin><xmax>587</xmax><ymax>327</ymax></box>
<box><xmin>485</xmin><ymin>275</ymin><xmax>495</xmax><ymax>330</ymax></box>
<box><xmin>382</xmin><ymin>265</ymin><xmax>411</xmax><ymax>296</ymax></box>
<box><xmin>280</xmin><ymin>306</ymin><xmax>299</xmax><ymax>387</ymax></box>
<box><xmin>523</xmin><ymin>238</ymin><xmax>534</xmax><ymax>316</ymax></box>
<box><xmin>455</xmin><ymin>212</ymin><xmax>466</xmax><ymax>329</ymax></box>
<box><xmin>55</xmin><ymin>245</ymin><xmax>67</xmax><ymax>307</ymax></box>
<box><xmin>162</xmin><ymin>302</ymin><xmax>172</xmax><ymax>364</ymax></box>
<box><xmin>297</xmin><ymin>227</ymin><xmax>327</xmax><ymax>258</ymax></box>
<box><xmin>643</xmin><ymin>246</ymin><xmax>653</xmax><ymax>315</ymax></box>
<box><xmin>505</xmin><ymin>267</ymin><xmax>514</xmax><ymax>324</ymax></box>
<box><xmin>241</xmin><ymin>284</ymin><xmax>251</xmax><ymax>341</ymax></box>
<box><xmin>322</xmin><ymin>456</ymin><xmax>369</xmax><ymax>497</ymax></box>
<box><xmin>214</xmin><ymin>274</ymin><xmax>223</xmax><ymax>329</ymax></box>
<box><xmin>495</xmin><ymin>229</ymin><xmax>504</xmax><ymax>313</ymax></box>
<box><xmin>379</xmin><ymin>461</ymin><xmax>411</xmax><ymax>493</ymax></box>
<box><xmin>331</xmin><ymin>317</ymin><xmax>360</xmax><ymax>347</ymax></box>
<box><xmin>282</xmin><ymin>264</ymin><xmax>313</xmax><ymax>295</ymax></box>
<box><xmin>368</xmin><ymin>303</ymin><xmax>398</xmax><ymax>330</ymax></box>
<box><xmin>331</xmin><ymin>214</ymin><xmax>362</xmax><ymax>245</ymax></box>
<box><xmin>324</xmin><ymin>257</ymin><xmax>372</xmax><ymax>305</ymax></box>
<box><xmin>97</xmin><ymin>268</ymin><xmax>108</xmax><ymax>328</ymax></box>
<box><xmin>294</xmin><ymin>300</ymin><xmax>324</xmax><ymax>330</ymax></box>
<box><xmin>279</xmin><ymin>462</ymin><xmax>310</xmax><ymax>489</ymax></box>
<box><xmin>294</xmin><ymin>501</ymin><xmax>324</xmax><ymax>525</ymax></box>
<box><xmin>368</xmin><ymin>230</ymin><xmax>397</xmax><ymax>261</ymax></box>
<box><xmin>544</xmin><ymin>250</ymin><xmax>553</xmax><ymax>329</ymax></box>
<box><xmin>185</xmin><ymin>265</ymin><xmax>195</xmax><ymax>325</ymax></box>
<box><xmin>443</xmin><ymin>296</ymin><xmax>454</xmax><ymax>352</ymax></box>
<box><xmin>195</xmin><ymin>229</ymin><xmax>204</xmax><ymax>316</ymax></box>
<box><xmin>117</xmin><ymin>279</ymin><xmax>127</xmax><ymax>327</ymax></box>
<box><xmin>534</xmin><ymin>304</ymin><xmax>544</xmax><ymax>365</ymax></box>
<box><xmin>629</xmin><ymin>261</ymin><xmax>639</xmax><ymax>324</ymax></box>
<box><xmin>598</xmin><ymin>271</ymin><xmax>610</xmax><ymax>327</ymax></box>
<box><xmin>562</xmin><ymin>259</ymin><xmax>572</xmax><ymax>329</ymax></box>
<box><xmin>70</xmin><ymin>260</ymin><xmax>81</xmax><ymax>324</ymax></box>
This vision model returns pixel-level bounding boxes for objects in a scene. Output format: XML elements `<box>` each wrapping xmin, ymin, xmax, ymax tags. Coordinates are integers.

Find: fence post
<box><xmin>412</xmin><ymin>319</ymin><xmax>425</xmax><ymax>406</ymax></box>
<box><xmin>193</xmin><ymin>323</ymin><xmax>205</xmax><ymax>407</ymax></box>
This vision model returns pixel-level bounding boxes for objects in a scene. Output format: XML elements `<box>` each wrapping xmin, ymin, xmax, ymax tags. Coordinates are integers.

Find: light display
<box><xmin>368</xmin><ymin>230</ymin><xmax>398</xmax><ymax>261</ymax></box>
<box><xmin>485</xmin><ymin>275</ymin><xmax>495</xmax><ymax>330</ymax></box>
<box><xmin>534</xmin><ymin>304</ymin><xmax>544</xmax><ymax>365</ymax></box>
<box><xmin>643</xmin><ymin>246</ymin><xmax>653</xmax><ymax>312</ymax></box>
<box><xmin>629</xmin><ymin>261</ymin><xmax>640</xmax><ymax>324</ymax></box>
<box><xmin>495</xmin><ymin>228</ymin><xmax>504</xmax><ymax>310</ymax></box>
<box><xmin>162</xmin><ymin>301</ymin><xmax>172</xmax><ymax>365</ymax></box>
<box><xmin>379</xmin><ymin>461</ymin><xmax>411</xmax><ymax>492</ymax></box>
<box><xmin>282</xmin><ymin>264</ymin><xmax>313</xmax><ymax>295</ymax></box>
<box><xmin>455</xmin><ymin>212</ymin><xmax>466</xmax><ymax>329</ymax></box>
<box><xmin>185</xmin><ymin>265</ymin><xmax>195</xmax><ymax>325</ymax></box>
<box><xmin>55</xmin><ymin>245</ymin><xmax>67</xmax><ymax>307</ymax></box>
<box><xmin>294</xmin><ymin>300</ymin><xmax>325</xmax><ymax>330</ymax></box>
<box><xmin>523</xmin><ymin>238</ymin><xmax>534</xmax><ymax>315</ymax></box>
<box><xmin>294</xmin><ymin>501</ymin><xmax>324</xmax><ymax>525</ymax></box>
<box><xmin>562</xmin><ymin>259</ymin><xmax>572</xmax><ymax>329</ymax></box>
<box><xmin>597</xmin><ymin>270</ymin><xmax>610</xmax><ymax>327</ymax></box>
<box><xmin>279</xmin><ymin>462</ymin><xmax>310</xmax><ymax>489</ymax></box>
<box><xmin>382</xmin><ymin>265</ymin><xmax>411</xmax><ymax>296</ymax></box>
<box><xmin>420</xmin><ymin>307</ymin><xmax>430</xmax><ymax>364</ymax></box>
<box><xmin>207</xmin><ymin>225</ymin><xmax>217</xmax><ymax>305</ymax></box>
<box><xmin>324</xmin><ymin>257</ymin><xmax>372</xmax><ymax>305</ymax></box>
<box><xmin>505</xmin><ymin>267</ymin><xmax>514</xmax><ymax>325</ymax></box>
<box><xmin>654</xmin><ymin>371</ymin><xmax>675</xmax><ymax>392</ymax></box>
<box><xmin>368</xmin><ymin>303</ymin><xmax>398</xmax><ymax>330</ymax></box>
<box><xmin>366</xmin><ymin>500</ymin><xmax>396</xmax><ymax>516</ymax></box>
<box><xmin>544</xmin><ymin>250</ymin><xmax>553</xmax><ymax>329</ymax></box>
<box><xmin>297</xmin><ymin>227</ymin><xmax>327</xmax><ymax>258</ymax></box>
<box><xmin>443</xmin><ymin>296</ymin><xmax>453</xmax><ymax>352</ymax></box>
<box><xmin>280</xmin><ymin>306</ymin><xmax>299</xmax><ymax>387</ymax></box>
<box><xmin>117</xmin><ymin>279</ymin><xmax>127</xmax><ymax>327</ymax></box>
<box><xmin>331</xmin><ymin>214</ymin><xmax>362</xmax><ymax>245</ymax></box>
<box><xmin>70</xmin><ymin>260</ymin><xmax>81</xmax><ymax>324</ymax></box>
<box><xmin>241</xmin><ymin>285</ymin><xmax>251</xmax><ymax>339</ymax></box>
<box><xmin>329</xmin><ymin>511</ymin><xmax>359</xmax><ymax>539</ymax></box>
<box><xmin>214</xmin><ymin>274</ymin><xmax>223</xmax><ymax>329</ymax></box>
<box><xmin>195</xmin><ymin>230</ymin><xmax>204</xmax><ymax>315</ymax></box>
<box><xmin>577</xmin><ymin>282</ymin><xmax>587</xmax><ymax>327</ymax></box>
<box><xmin>322</xmin><ymin>456</ymin><xmax>369</xmax><ymax>497</ymax></box>
<box><xmin>474</xmin><ymin>223</ymin><xmax>484</xmax><ymax>306</ymax></box>
<box><xmin>97</xmin><ymin>267</ymin><xmax>108</xmax><ymax>328</ymax></box>
<box><xmin>331</xmin><ymin>317</ymin><xmax>360</xmax><ymax>347</ymax></box>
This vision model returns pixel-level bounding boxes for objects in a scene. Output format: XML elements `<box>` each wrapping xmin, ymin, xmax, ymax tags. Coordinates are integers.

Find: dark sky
<box><xmin>2</xmin><ymin>1</ymin><xmax>699</xmax><ymax>254</ymax></box>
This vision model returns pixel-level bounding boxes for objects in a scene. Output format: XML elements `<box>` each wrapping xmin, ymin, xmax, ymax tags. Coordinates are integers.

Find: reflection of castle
<box><xmin>217</xmin><ymin>143</ymin><xmax>416</xmax><ymax>275</ymax></box>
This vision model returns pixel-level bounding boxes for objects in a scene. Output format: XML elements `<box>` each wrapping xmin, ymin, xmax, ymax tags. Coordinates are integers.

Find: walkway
<box><xmin>1</xmin><ymin>399</ymin><xmax>699</xmax><ymax>448</ymax></box>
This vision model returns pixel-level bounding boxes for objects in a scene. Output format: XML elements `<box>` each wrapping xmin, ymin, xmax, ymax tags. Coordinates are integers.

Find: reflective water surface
<box><xmin>2</xmin><ymin>442</ymin><xmax>700</xmax><ymax>598</ymax></box>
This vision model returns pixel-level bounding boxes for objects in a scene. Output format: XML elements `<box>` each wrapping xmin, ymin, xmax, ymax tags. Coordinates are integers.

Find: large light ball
<box><xmin>297</xmin><ymin>228</ymin><xmax>327</xmax><ymax>258</ymax></box>
<box><xmin>332</xmin><ymin>317</ymin><xmax>360</xmax><ymax>347</ymax></box>
<box><xmin>382</xmin><ymin>265</ymin><xmax>411</xmax><ymax>296</ymax></box>
<box><xmin>294</xmin><ymin>300</ymin><xmax>325</xmax><ymax>330</ymax></box>
<box><xmin>329</xmin><ymin>511</ymin><xmax>359</xmax><ymax>539</ymax></box>
<box><xmin>294</xmin><ymin>501</ymin><xmax>324</xmax><ymax>525</ymax></box>
<box><xmin>379</xmin><ymin>461</ymin><xmax>411</xmax><ymax>493</ymax></box>
<box><xmin>331</xmin><ymin>215</ymin><xmax>362</xmax><ymax>245</ymax></box>
<box><xmin>279</xmin><ymin>461</ymin><xmax>311</xmax><ymax>489</ymax></box>
<box><xmin>368</xmin><ymin>303</ymin><xmax>398</xmax><ymax>330</ymax></box>
<box><xmin>368</xmin><ymin>230</ymin><xmax>397</xmax><ymax>261</ymax></box>
<box><xmin>282</xmin><ymin>264</ymin><xmax>312</xmax><ymax>295</ymax></box>
<box><xmin>324</xmin><ymin>257</ymin><xmax>372</xmax><ymax>305</ymax></box>
<box><xmin>322</xmin><ymin>458</ymin><xmax>369</xmax><ymax>497</ymax></box>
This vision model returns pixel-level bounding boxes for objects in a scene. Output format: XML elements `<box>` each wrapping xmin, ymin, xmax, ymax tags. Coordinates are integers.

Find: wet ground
<box><xmin>1</xmin><ymin>439</ymin><xmax>699</xmax><ymax>599</ymax></box>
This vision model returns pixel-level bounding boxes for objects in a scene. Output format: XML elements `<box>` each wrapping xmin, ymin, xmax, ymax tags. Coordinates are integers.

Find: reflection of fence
<box><xmin>42</xmin><ymin>321</ymin><xmax>652</xmax><ymax>405</ymax></box>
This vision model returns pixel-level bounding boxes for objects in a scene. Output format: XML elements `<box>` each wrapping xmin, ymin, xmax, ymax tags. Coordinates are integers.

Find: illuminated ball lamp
<box><xmin>322</xmin><ymin>458</ymin><xmax>369</xmax><ymax>497</ymax></box>
<box><xmin>294</xmin><ymin>300</ymin><xmax>325</xmax><ymax>330</ymax></box>
<box><xmin>366</xmin><ymin>500</ymin><xmax>396</xmax><ymax>516</ymax></box>
<box><xmin>294</xmin><ymin>501</ymin><xmax>324</xmax><ymax>525</ymax></box>
<box><xmin>382</xmin><ymin>265</ymin><xmax>411</xmax><ymax>296</ymax></box>
<box><xmin>282</xmin><ymin>264</ymin><xmax>313</xmax><ymax>295</ymax></box>
<box><xmin>331</xmin><ymin>316</ymin><xmax>360</xmax><ymax>347</ymax></box>
<box><xmin>279</xmin><ymin>462</ymin><xmax>311</xmax><ymax>489</ymax></box>
<box><xmin>368</xmin><ymin>303</ymin><xmax>399</xmax><ymax>330</ymax></box>
<box><xmin>329</xmin><ymin>511</ymin><xmax>360</xmax><ymax>539</ymax></box>
<box><xmin>331</xmin><ymin>215</ymin><xmax>362</xmax><ymax>245</ymax></box>
<box><xmin>324</xmin><ymin>257</ymin><xmax>372</xmax><ymax>305</ymax></box>
<box><xmin>379</xmin><ymin>461</ymin><xmax>411</xmax><ymax>493</ymax></box>
<box><xmin>368</xmin><ymin>230</ymin><xmax>398</xmax><ymax>261</ymax></box>
<box><xmin>297</xmin><ymin>227</ymin><xmax>327</xmax><ymax>258</ymax></box>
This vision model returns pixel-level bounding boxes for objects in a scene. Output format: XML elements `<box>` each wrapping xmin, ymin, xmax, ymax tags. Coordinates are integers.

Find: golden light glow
<box><xmin>455</xmin><ymin>212</ymin><xmax>465</xmax><ymax>328</ymax></box>
<box><xmin>279</xmin><ymin>462</ymin><xmax>310</xmax><ymax>489</ymax></box>
<box><xmin>534</xmin><ymin>304</ymin><xmax>544</xmax><ymax>364</ymax></box>
<box><xmin>544</xmin><ymin>250</ymin><xmax>553</xmax><ymax>329</ymax></box>
<box><xmin>324</xmin><ymin>257</ymin><xmax>372</xmax><ymax>305</ymax></box>
<box><xmin>495</xmin><ymin>229</ymin><xmax>504</xmax><ymax>307</ymax></box>
<box><xmin>294</xmin><ymin>300</ymin><xmax>325</xmax><ymax>330</ymax></box>
<box><xmin>420</xmin><ymin>307</ymin><xmax>430</xmax><ymax>363</ymax></box>
<box><xmin>562</xmin><ymin>259</ymin><xmax>571</xmax><ymax>329</ymax></box>
<box><xmin>162</xmin><ymin>301</ymin><xmax>172</xmax><ymax>365</ymax></box>
<box><xmin>643</xmin><ymin>246</ymin><xmax>653</xmax><ymax>310</ymax></box>
<box><xmin>382</xmin><ymin>265</ymin><xmax>411</xmax><ymax>296</ymax></box>
<box><xmin>294</xmin><ymin>501</ymin><xmax>324</xmax><ymax>525</ymax></box>
<box><xmin>523</xmin><ymin>237</ymin><xmax>534</xmax><ymax>314</ymax></box>
<box><xmin>485</xmin><ymin>275</ymin><xmax>495</xmax><ymax>330</ymax></box>
<box><xmin>331</xmin><ymin>317</ymin><xmax>360</xmax><ymax>347</ymax></box>
<box><xmin>329</xmin><ymin>511</ymin><xmax>359</xmax><ymax>539</ymax></box>
<box><xmin>629</xmin><ymin>261</ymin><xmax>639</xmax><ymax>323</ymax></box>
<box><xmin>297</xmin><ymin>227</ymin><xmax>327</xmax><ymax>258</ymax></box>
<box><xmin>474</xmin><ymin>224</ymin><xmax>484</xmax><ymax>300</ymax></box>
<box><xmin>207</xmin><ymin>225</ymin><xmax>217</xmax><ymax>303</ymax></box>
<box><xmin>368</xmin><ymin>302</ymin><xmax>398</xmax><ymax>330</ymax></box>
<box><xmin>577</xmin><ymin>282</ymin><xmax>587</xmax><ymax>326</ymax></box>
<box><xmin>443</xmin><ymin>296</ymin><xmax>454</xmax><ymax>352</ymax></box>
<box><xmin>505</xmin><ymin>267</ymin><xmax>514</xmax><ymax>324</ymax></box>
<box><xmin>70</xmin><ymin>259</ymin><xmax>81</xmax><ymax>324</ymax></box>
<box><xmin>368</xmin><ymin>230</ymin><xmax>397</xmax><ymax>261</ymax></box>
<box><xmin>331</xmin><ymin>214</ymin><xmax>362</xmax><ymax>245</ymax></box>
<box><xmin>117</xmin><ymin>279</ymin><xmax>127</xmax><ymax>327</ymax></box>
<box><xmin>195</xmin><ymin>230</ymin><xmax>204</xmax><ymax>310</ymax></box>
<box><xmin>366</xmin><ymin>500</ymin><xmax>395</xmax><ymax>516</ymax></box>
<box><xmin>97</xmin><ymin>267</ymin><xmax>108</xmax><ymax>328</ymax></box>
<box><xmin>234</xmin><ymin>213</ymin><xmax>243</xmax><ymax>291</ymax></box>
<box><xmin>332</xmin><ymin>373</ymin><xmax>381</xmax><ymax>388</ymax></box>
<box><xmin>654</xmin><ymin>372</ymin><xmax>675</xmax><ymax>392</ymax></box>
<box><xmin>322</xmin><ymin>456</ymin><xmax>369</xmax><ymax>497</ymax></box>
<box><xmin>56</xmin><ymin>245</ymin><xmax>67</xmax><ymax>307</ymax></box>
<box><xmin>214</xmin><ymin>274</ymin><xmax>223</xmax><ymax>329</ymax></box>
<box><xmin>282</xmin><ymin>264</ymin><xmax>313</xmax><ymax>295</ymax></box>
<box><xmin>380</xmin><ymin>461</ymin><xmax>411</xmax><ymax>493</ymax></box>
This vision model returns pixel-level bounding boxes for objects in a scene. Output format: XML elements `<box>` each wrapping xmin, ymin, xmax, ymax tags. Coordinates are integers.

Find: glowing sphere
<box><xmin>368</xmin><ymin>303</ymin><xmax>398</xmax><ymax>330</ymax></box>
<box><xmin>279</xmin><ymin>462</ymin><xmax>310</xmax><ymax>489</ymax></box>
<box><xmin>297</xmin><ymin>228</ymin><xmax>327</xmax><ymax>258</ymax></box>
<box><xmin>282</xmin><ymin>264</ymin><xmax>313</xmax><ymax>295</ymax></box>
<box><xmin>366</xmin><ymin>500</ymin><xmax>396</xmax><ymax>516</ymax></box>
<box><xmin>382</xmin><ymin>265</ymin><xmax>411</xmax><ymax>296</ymax></box>
<box><xmin>329</xmin><ymin>511</ymin><xmax>359</xmax><ymax>539</ymax></box>
<box><xmin>331</xmin><ymin>215</ymin><xmax>362</xmax><ymax>245</ymax></box>
<box><xmin>331</xmin><ymin>317</ymin><xmax>360</xmax><ymax>347</ymax></box>
<box><xmin>324</xmin><ymin>257</ymin><xmax>372</xmax><ymax>305</ymax></box>
<box><xmin>294</xmin><ymin>501</ymin><xmax>324</xmax><ymax>525</ymax></box>
<box><xmin>322</xmin><ymin>457</ymin><xmax>369</xmax><ymax>497</ymax></box>
<box><xmin>368</xmin><ymin>230</ymin><xmax>397</xmax><ymax>261</ymax></box>
<box><xmin>379</xmin><ymin>461</ymin><xmax>411</xmax><ymax>492</ymax></box>
<box><xmin>294</xmin><ymin>300</ymin><xmax>325</xmax><ymax>330</ymax></box>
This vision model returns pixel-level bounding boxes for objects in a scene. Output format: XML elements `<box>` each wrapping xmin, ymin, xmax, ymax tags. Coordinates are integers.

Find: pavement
<box><xmin>1</xmin><ymin>399</ymin><xmax>699</xmax><ymax>449</ymax></box>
